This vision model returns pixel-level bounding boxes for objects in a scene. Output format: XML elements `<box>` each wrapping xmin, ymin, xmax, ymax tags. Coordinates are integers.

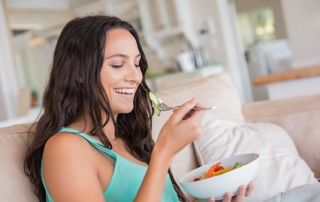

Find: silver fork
<box><xmin>158</xmin><ymin>98</ymin><xmax>216</xmax><ymax>112</ymax></box>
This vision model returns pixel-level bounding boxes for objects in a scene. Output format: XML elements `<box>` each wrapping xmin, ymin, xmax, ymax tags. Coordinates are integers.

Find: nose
<box><xmin>125</xmin><ymin>64</ymin><xmax>142</xmax><ymax>85</ymax></box>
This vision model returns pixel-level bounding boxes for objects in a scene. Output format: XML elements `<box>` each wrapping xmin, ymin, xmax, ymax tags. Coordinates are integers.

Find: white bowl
<box><xmin>179</xmin><ymin>153</ymin><xmax>259</xmax><ymax>200</ymax></box>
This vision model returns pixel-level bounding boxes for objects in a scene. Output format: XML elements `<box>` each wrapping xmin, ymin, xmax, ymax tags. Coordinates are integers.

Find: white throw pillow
<box><xmin>194</xmin><ymin>116</ymin><xmax>317</xmax><ymax>202</ymax></box>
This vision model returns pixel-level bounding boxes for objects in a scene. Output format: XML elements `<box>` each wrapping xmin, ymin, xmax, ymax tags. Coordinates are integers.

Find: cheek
<box><xmin>100</xmin><ymin>67</ymin><xmax>120</xmax><ymax>87</ymax></box>
<box><xmin>100</xmin><ymin>82</ymin><xmax>112</xmax><ymax>102</ymax></box>
<box><xmin>100</xmin><ymin>71</ymin><xmax>115</xmax><ymax>97</ymax></box>
<box><xmin>138</xmin><ymin>70</ymin><xmax>143</xmax><ymax>83</ymax></box>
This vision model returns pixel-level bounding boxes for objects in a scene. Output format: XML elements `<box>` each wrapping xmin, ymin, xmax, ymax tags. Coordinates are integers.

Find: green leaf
<box><xmin>149</xmin><ymin>91</ymin><xmax>161</xmax><ymax>116</ymax></box>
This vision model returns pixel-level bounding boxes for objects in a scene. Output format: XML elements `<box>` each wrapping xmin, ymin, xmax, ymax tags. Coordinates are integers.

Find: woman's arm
<box><xmin>43</xmin><ymin>133</ymin><xmax>106</xmax><ymax>202</ymax></box>
<box><xmin>135</xmin><ymin>98</ymin><xmax>205</xmax><ymax>201</ymax></box>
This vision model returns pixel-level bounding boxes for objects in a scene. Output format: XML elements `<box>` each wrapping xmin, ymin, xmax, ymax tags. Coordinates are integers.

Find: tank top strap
<box><xmin>59</xmin><ymin>127</ymin><xmax>117</xmax><ymax>159</ymax></box>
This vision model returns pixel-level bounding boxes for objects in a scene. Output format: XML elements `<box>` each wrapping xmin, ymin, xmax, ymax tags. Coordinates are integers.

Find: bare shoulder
<box><xmin>44</xmin><ymin>132</ymin><xmax>92</xmax><ymax>157</ymax></box>
<box><xmin>43</xmin><ymin>132</ymin><xmax>105</xmax><ymax>201</ymax></box>
<box><xmin>43</xmin><ymin>132</ymin><xmax>96</xmax><ymax>168</ymax></box>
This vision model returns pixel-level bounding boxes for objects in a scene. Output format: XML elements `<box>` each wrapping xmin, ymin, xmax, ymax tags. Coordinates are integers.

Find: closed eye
<box><xmin>111</xmin><ymin>64</ymin><xmax>123</xmax><ymax>68</ymax></box>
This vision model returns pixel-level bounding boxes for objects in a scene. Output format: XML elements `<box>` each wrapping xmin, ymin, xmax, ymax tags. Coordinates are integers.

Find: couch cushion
<box><xmin>155</xmin><ymin>73</ymin><xmax>245</xmax><ymax>123</ymax></box>
<box><xmin>243</xmin><ymin>94</ymin><xmax>320</xmax><ymax>178</ymax></box>
<box><xmin>194</xmin><ymin>119</ymin><xmax>317</xmax><ymax>201</ymax></box>
<box><xmin>0</xmin><ymin>124</ymin><xmax>37</xmax><ymax>202</ymax></box>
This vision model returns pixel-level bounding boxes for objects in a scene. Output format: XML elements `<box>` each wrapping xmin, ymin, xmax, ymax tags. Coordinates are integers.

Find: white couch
<box><xmin>0</xmin><ymin>73</ymin><xmax>319</xmax><ymax>201</ymax></box>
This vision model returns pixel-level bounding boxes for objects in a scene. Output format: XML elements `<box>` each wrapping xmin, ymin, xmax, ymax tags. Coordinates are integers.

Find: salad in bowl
<box><xmin>179</xmin><ymin>153</ymin><xmax>259</xmax><ymax>200</ymax></box>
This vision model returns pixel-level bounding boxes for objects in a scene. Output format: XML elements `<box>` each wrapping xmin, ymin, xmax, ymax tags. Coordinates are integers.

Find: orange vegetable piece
<box><xmin>205</xmin><ymin>162</ymin><xmax>222</xmax><ymax>178</ymax></box>
<box><xmin>214</xmin><ymin>168</ymin><xmax>231</xmax><ymax>176</ymax></box>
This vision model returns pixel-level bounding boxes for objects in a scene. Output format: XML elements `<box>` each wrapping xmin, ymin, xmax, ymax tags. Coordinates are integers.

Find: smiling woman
<box><xmin>23</xmin><ymin>15</ymin><xmax>201</xmax><ymax>202</ymax></box>
<box><xmin>101</xmin><ymin>29</ymin><xmax>143</xmax><ymax>115</ymax></box>
<box><xmin>22</xmin><ymin>15</ymin><xmax>252</xmax><ymax>202</ymax></box>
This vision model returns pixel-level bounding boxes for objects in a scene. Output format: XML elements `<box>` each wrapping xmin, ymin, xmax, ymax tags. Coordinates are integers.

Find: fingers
<box><xmin>170</xmin><ymin>98</ymin><xmax>198</xmax><ymax>123</ymax></box>
<box><xmin>180</xmin><ymin>100</ymin><xmax>205</xmax><ymax>122</ymax></box>
<box><xmin>235</xmin><ymin>185</ymin><xmax>247</xmax><ymax>202</ymax></box>
<box><xmin>222</xmin><ymin>192</ymin><xmax>232</xmax><ymax>202</ymax></box>
<box><xmin>215</xmin><ymin>183</ymin><xmax>253</xmax><ymax>202</ymax></box>
<box><xmin>246</xmin><ymin>182</ymin><xmax>254</xmax><ymax>197</ymax></box>
<box><xmin>208</xmin><ymin>197</ymin><xmax>215</xmax><ymax>202</ymax></box>
<box><xmin>185</xmin><ymin>104</ymin><xmax>205</xmax><ymax>122</ymax></box>
<box><xmin>181</xmin><ymin>108</ymin><xmax>195</xmax><ymax>120</ymax></box>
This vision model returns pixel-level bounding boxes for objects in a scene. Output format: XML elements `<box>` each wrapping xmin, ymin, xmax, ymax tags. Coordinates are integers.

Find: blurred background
<box><xmin>1</xmin><ymin>0</ymin><xmax>320</xmax><ymax>123</ymax></box>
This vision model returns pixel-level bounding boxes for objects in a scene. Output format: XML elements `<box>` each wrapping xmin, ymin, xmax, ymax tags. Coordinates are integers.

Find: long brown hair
<box><xmin>24</xmin><ymin>16</ymin><xmax>187</xmax><ymax>201</ymax></box>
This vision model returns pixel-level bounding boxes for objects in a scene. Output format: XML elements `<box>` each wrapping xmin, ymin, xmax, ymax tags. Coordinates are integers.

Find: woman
<box><xmin>24</xmin><ymin>16</ymin><xmax>252</xmax><ymax>202</ymax></box>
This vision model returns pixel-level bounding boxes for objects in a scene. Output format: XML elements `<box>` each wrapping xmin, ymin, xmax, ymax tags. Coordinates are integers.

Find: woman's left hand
<box><xmin>208</xmin><ymin>182</ymin><xmax>254</xmax><ymax>202</ymax></box>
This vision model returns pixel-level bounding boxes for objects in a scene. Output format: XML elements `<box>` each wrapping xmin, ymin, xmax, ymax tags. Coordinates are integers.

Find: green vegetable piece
<box><xmin>232</xmin><ymin>162</ymin><xmax>243</xmax><ymax>169</ymax></box>
<box><xmin>149</xmin><ymin>91</ymin><xmax>161</xmax><ymax>116</ymax></box>
<box><xmin>154</xmin><ymin>107</ymin><xmax>161</xmax><ymax>116</ymax></box>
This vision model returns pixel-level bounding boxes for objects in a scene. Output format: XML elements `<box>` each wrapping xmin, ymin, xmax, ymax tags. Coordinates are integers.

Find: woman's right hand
<box><xmin>152</xmin><ymin>98</ymin><xmax>205</xmax><ymax>166</ymax></box>
<box><xmin>135</xmin><ymin>98</ymin><xmax>204</xmax><ymax>202</ymax></box>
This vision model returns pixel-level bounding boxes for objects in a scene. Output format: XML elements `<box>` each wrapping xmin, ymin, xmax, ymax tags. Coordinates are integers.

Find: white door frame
<box><xmin>216</xmin><ymin>0</ymin><xmax>253</xmax><ymax>102</ymax></box>
<box><xmin>0</xmin><ymin>0</ymin><xmax>20</xmax><ymax>120</ymax></box>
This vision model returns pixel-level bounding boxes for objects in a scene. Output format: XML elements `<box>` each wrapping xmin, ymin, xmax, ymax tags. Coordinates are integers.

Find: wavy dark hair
<box><xmin>24</xmin><ymin>16</ymin><xmax>187</xmax><ymax>202</ymax></box>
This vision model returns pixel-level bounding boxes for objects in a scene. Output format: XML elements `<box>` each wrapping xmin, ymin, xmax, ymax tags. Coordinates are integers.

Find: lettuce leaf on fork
<box><xmin>149</xmin><ymin>91</ymin><xmax>161</xmax><ymax>116</ymax></box>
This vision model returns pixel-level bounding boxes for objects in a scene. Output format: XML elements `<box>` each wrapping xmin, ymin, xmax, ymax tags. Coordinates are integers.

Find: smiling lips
<box><xmin>113</xmin><ymin>87</ymin><xmax>135</xmax><ymax>95</ymax></box>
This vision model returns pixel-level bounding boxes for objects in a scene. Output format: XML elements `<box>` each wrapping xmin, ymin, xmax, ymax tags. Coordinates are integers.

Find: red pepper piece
<box><xmin>205</xmin><ymin>162</ymin><xmax>221</xmax><ymax>178</ymax></box>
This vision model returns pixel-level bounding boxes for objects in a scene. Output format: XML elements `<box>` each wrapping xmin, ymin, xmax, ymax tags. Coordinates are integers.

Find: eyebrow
<box><xmin>106</xmin><ymin>54</ymin><xmax>141</xmax><ymax>59</ymax></box>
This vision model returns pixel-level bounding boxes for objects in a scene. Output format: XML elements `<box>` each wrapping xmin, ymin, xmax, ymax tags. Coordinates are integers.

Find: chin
<box><xmin>116</xmin><ymin>106</ymin><xmax>134</xmax><ymax>114</ymax></box>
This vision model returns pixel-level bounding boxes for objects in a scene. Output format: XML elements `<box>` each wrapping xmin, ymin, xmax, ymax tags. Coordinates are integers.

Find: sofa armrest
<box><xmin>242</xmin><ymin>94</ymin><xmax>320</xmax><ymax>121</ymax></box>
<box><xmin>242</xmin><ymin>94</ymin><xmax>320</xmax><ymax>178</ymax></box>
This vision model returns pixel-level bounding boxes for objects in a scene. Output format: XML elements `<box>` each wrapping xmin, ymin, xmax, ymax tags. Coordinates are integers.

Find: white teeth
<box><xmin>113</xmin><ymin>88</ymin><xmax>135</xmax><ymax>95</ymax></box>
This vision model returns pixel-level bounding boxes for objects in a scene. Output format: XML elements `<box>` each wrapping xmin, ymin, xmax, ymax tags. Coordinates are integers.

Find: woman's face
<box><xmin>101</xmin><ymin>28</ymin><xmax>142</xmax><ymax>115</ymax></box>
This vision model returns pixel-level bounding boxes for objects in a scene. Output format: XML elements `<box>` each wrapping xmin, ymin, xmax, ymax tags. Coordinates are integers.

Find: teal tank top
<box><xmin>41</xmin><ymin>127</ymin><xmax>180</xmax><ymax>202</ymax></box>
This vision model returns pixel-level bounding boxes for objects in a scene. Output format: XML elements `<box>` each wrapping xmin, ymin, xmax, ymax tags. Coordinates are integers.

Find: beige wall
<box><xmin>281</xmin><ymin>0</ymin><xmax>320</xmax><ymax>68</ymax></box>
<box><xmin>235</xmin><ymin>0</ymin><xmax>288</xmax><ymax>39</ymax></box>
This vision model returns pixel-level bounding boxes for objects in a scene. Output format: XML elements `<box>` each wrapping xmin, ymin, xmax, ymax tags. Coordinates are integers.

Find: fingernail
<box><xmin>189</xmin><ymin>98</ymin><xmax>197</xmax><ymax>104</ymax></box>
<box><xmin>240</xmin><ymin>185</ymin><xmax>246</xmax><ymax>192</ymax></box>
<box><xmin>224</xmin><ymin>192</ymin><xmax>231</xmax><ymax>199</ymax></box>
<box><xmin>208</xmin><ymin>197</ymin><xmax>215</xmax><ymax>202</ymax></box>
